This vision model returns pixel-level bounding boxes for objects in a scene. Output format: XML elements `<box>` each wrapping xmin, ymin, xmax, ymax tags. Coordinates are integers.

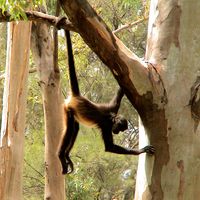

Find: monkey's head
<box><xmin>112</xmin><ymin>115</ymin><xmax>128</xmax><ymax>134</ymax></box>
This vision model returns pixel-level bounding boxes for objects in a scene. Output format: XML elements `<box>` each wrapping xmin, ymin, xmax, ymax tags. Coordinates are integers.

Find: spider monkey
<box><xmin>58</xmin><ymin>30</ymin><xmax>155</xmax><ymax>174</ymax></box>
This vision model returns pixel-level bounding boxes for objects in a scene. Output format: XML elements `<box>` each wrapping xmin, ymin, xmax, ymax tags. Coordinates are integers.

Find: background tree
<box><xmin>0</xmin><ymin>21</ymin><xmax>31</xmax><ymax>200</ymax></box>
<box><xmin>31</xmin><ymin>14</ymin><xmax>65</xmax><ymax>200</ymax></box>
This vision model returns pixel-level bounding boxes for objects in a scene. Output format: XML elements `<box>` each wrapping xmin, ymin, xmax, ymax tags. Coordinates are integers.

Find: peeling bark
<box><xmin>135</xmin><ymin>103</ymin><xmax>169</xmax><ymax>200</ymax></box>
<box><xmin>146</xmin><ymin>0</ymin><xmax>181</xmax><ymax>63</ymax></box>
<box><xmin>135</xmin><ymin>0</ymin><xmax>200</xmax><ymax>199</ymax></box>
<box><xmin>189</xmin><ymin>76</ymin><xmax>200</xmax><ymax>131</ymax></box>
<box><xmin>190</xmin><ymin>76</ymin><xmax>200</xmax><ymax>124</ymax></box>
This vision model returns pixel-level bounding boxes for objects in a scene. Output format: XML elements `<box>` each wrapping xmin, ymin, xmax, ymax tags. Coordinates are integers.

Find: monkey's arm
<box><xmin>105</xmin><ymin>143</ymin><xmax>155</xmax><ymax>155</ymax></box>
<box><xmin>102</xmin><ymin>128</ymin><xmax>155</xmax><ymax>155</ymax></box>
<box><xmin>108</xmin><ymin>88</ymin><xmax>124</xmax><ymax>113</ymax></box>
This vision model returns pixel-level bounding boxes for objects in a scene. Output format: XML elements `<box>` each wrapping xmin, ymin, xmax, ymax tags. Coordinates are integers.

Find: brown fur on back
<box><xmin>64</xmin><ymin>95</ymin><xmax>110</xmax><ymax>127</ymax></box>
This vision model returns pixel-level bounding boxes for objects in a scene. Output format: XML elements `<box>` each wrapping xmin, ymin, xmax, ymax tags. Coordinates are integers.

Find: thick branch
<box><xmin>0</xmin><ymin>10</ymin><xmax>77</xmax><ymax>32</ymax></box>
<box><xmin>59</xmin><ymin>0</ymin><xmax>153</xmax><ymax>110</ymax></box>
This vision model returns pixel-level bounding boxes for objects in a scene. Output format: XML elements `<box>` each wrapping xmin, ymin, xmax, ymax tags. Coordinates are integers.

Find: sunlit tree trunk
<box><xmin>134</xmin><ymin>1</ymin><xmax>200</xmax><ymax>199</ymax></box>
<box><xmin>0</xmin><ymin>22</ymin><xmax>31</xmax><ymax>200</ymax></box>
<box><xmin>31</xmin><ymin>21</ymin><xmax>65</xmax><ymax>200</ymax></box>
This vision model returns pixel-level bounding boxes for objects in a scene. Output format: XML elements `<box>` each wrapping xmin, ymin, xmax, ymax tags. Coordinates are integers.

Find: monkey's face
<box><xmin>112</xmin><ymin>115</ymin><xmax>128</xmax><ymax>134</ymax></box>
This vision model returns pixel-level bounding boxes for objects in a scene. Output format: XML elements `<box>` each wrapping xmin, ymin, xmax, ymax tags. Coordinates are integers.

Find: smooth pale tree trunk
<box><xmin>0</xmin><ymin>22</ymin><xmax>31</xmax><ymax>200</ymax></box>
<box><xmin>31</xmin><ymin>21</ymin><xmax>65</xmax><ymax>200</ymax></box>
<box><xmin>134</xmin><ymin>1</ymin><xmax>200</xmax><ymax>199</ymax></box>
<box><xmin>59</xmin><ymin>0</ymin><xmax>200</xmax><ymax>199</ymax></box>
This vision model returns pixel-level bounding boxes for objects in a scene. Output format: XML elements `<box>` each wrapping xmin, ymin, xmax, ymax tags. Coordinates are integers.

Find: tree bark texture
<box><xmin>31</xmin><ymin>21</ymin><xmax>65</xmax><ymax>200</ymax></box>
<box><xmin>134</xmin><ymin>1</ymin><xmax>200</xmax><ymax>199</ymax></box>
<box><xmin>59</xmin><ymin>0</ymin><xmax>200</xmax><ymax>199</ymax></box>
<box><xmin>0</xmin><ymin>22</ymin><xmax>31</xmax><ymax>200</ymax></box>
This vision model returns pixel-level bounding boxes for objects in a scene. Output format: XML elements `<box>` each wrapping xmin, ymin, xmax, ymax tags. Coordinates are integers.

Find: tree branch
<box><xmin>0</xmin><ymin>10</ymin><xmax>77</xmax><ymax>32</ymax></box>
<box><xmin>113</xmin><ymin>17</ymin><xmax>148</xmax><ymax>34</ymax></box>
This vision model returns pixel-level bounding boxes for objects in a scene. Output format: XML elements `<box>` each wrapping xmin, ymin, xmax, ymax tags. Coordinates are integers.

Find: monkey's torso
<box><xmin>64</xmin><ymin>95</ymin><xmax>113</xmax><ymax>128</ymax></box>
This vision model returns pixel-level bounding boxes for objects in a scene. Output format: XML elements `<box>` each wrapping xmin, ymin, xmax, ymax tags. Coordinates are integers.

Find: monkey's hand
<box><xmin>59</xmin><ymin>153</ymin><xmax>74</xmax><ymax>174</ymax></box>
<box><xmin>140</xmin><ymin>145</ymin><xmax>155</xmax><ymax>155</ymax></box>
<box><xmin>62</xmin><ymin>156</ymin><xmax>74</xmax><ymax>174</ymax></box>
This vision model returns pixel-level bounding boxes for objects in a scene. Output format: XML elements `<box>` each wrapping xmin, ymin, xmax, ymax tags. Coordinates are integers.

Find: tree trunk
<box><xmin>59</xmin><ymin>0</ymin><xmax>200</xmax><ymax>199</ymax></box>
<box><xmin>135</xmin><ymin>1</ymin><xmax>200</xmax><ymax>199</ymax></box>
<box><xmin>31</xmin><ymin>21</ymin><xmax>65</xmax><ymax>200</ymax></box>
<box><xmin>0</xmin><ymin>22</ymin><xmax>31</xmax><ymax>200</ymax></box>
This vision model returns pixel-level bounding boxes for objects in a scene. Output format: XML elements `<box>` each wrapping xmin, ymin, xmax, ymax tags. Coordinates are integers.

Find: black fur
<box><xmin>65</xmin><ymin>30</ymin><xmax>80</xmax><ymax>96</ymax></box>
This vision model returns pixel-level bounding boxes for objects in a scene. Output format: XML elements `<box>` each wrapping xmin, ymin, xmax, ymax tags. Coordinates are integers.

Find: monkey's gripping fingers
<box><xmin>63</xmin><ymin>156</ymin><xmax>74</xmax><ymax>174</ymax></box>
<box><xmin>140</xmin><ymin>145</ymin><xmax>155</xmax><ymax>155</ymax></box>
<box><xmin>59</xmin><ymin>153</ymin><xmax>74</xmax><ymax>174</ymax></box>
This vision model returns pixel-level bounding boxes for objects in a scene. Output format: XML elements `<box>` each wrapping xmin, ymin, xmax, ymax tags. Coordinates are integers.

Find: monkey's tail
<box><xmin>65</xmin><ymin>30</ymin><xmax>80</xmax><ymax>96</ymax></box>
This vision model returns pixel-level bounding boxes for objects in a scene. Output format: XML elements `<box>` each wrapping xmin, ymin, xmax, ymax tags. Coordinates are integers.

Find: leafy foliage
<box><xmin>90</xmin><ymin>0</ymin><xmax>149</xmax><ymax>56</ymax></box>
<box><xmin>0</xmin><ymin>0</ymin><xmax>44</xmax><ymax>20</ymax></box>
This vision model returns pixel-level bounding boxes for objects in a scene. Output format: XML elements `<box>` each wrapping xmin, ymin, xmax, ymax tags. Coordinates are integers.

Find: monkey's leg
<box><xmin>58</xmin><ymin>110</ymin><xmax>74</xmax><ymax>174</ymax></box>
<box><xmin>102</xmin><ymin>130</ymin><xmax>155</xmax><ymax>155</ymax></box>
<box><xmin>58</xmin><ymin>110</ymin><xmax>79</xmax><ymax>174</ymax></box>
<box><xmin>64</xmin><ymin>120</ymin><xmax>79</xmax><ymax>174</ymax></box>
